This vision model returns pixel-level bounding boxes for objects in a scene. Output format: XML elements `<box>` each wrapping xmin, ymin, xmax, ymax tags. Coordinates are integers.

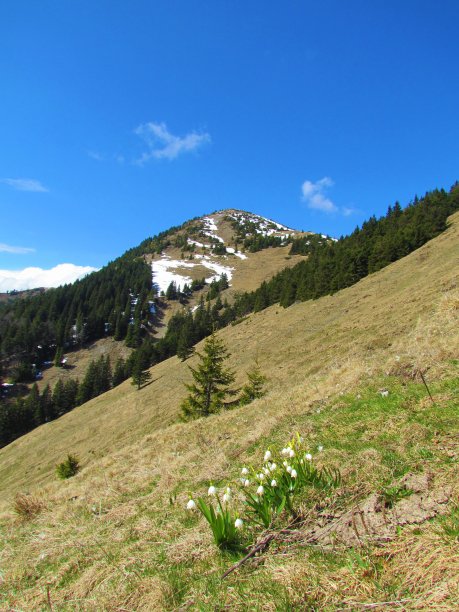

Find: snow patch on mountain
<box><xmin>202</xmin><ymin>217</ymin><xmax>225</xmax><ymax>243</ymax></box>
<box><xmin>151</xmin><ymin>252</ymin><xmax>235</xmax><ymax>294</ymax></box>
<box><xmin>151</xmin><ymin>257</ymin><xmax>195</xmax><ymax>293</ymax></box>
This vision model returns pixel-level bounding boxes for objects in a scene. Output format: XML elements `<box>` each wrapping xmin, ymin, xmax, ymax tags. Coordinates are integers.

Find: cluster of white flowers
<box><xmin>186</xmin><ymin>435</ymin><xmax>327</xmax><ymax>535</ymax></box>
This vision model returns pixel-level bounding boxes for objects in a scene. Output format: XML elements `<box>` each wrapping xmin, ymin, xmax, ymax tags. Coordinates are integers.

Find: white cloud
<box><xmin>134</xmin><ymin>121</ymin><xmax>211</xmax><ymax>163</ymax></box>
<box><xmin>0</xmin><ymin>263</ymin><xmax>99</xmax><ymax>292</ymax></box>
<box><xmin>87</xmin><ymin>150</ymin><xmax>105</xmax><ymax>161</ymax></box>
<box><xmin>0</xmin><ymin>243</ymin><xmax>35</xmax><ymax>254</ymax></box>
<box><xmin>0</xmin><ymin>178</ymin><xmax>48</xmax><ymax>192</ymax></box>
<box><xmin>342</xmin><ymin>206</ymin><xmax>359</xmax><ymax>217</ymax></box>
<box><xmin>301</xmin><ymin>177</ymin><xmax>338</xmax><ymax>213</ymax></box>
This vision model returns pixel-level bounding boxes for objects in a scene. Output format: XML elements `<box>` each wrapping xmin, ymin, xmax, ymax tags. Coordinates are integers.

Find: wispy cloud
<box><xmin>87</xmin><ymin>150</ymin><xmax>125</xmax><ymax>164</ymax></box>
<box><xmin>0</xmin><ymin>243</ymin><xmax>35</xmax><ymax>254</ymax></box>
<box><xmin>0</xmin><ymin>178</ymin><xmax>49</xmax><ymax>192</ymax></box>
<box><xmin>134</xmin><ymin>121</ymin><xmax>211</xmax><ymax>164</ymax></box>
<box><xmin>301</xmin><ymin>177</ymin><xmax>338</xmax><ymax>213</ymax></box>
<box><xmin>0</xmin><ymin>263</ymin><xmax>99</xmax><ymax>292</ymax></box>
<box><xmin>87</xmin><ymin>150</ymin><xmax>105</xmax><ymax>162</ymax></box>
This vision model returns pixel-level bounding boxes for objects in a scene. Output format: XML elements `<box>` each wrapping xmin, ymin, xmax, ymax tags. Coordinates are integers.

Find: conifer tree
<box><xmin>52</xmin><ymin>379</ymin><xmax>66</xmax><ymax>416</ymax></box>
<box><xmin>54</xmin><ymin>346</ymin><xmax>64</xmax><ymax>368</ymax></box>
<box><xmin>181</xmin><ymin>331</ymin><xmax>235</xmax><ymax>419</ymax></box>
<box><xmin>131</xmin><ymin>353</ymin><xmax>151</xmax><ymax>390</ymax></box>
<box><xmin>113</xmin><ymin>357</ymin><xmax>127</xmax><ymax>386</ymax></box>
<box><xmin>239</xmin><ymin>361</ymin><xmax>267</xmax><ymax>406</ymax></box>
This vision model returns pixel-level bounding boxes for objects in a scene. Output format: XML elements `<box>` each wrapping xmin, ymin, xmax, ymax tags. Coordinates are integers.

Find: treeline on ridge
<box><xmin>0</xmin><ymin>184</ymin><xmax>458</xmax><ymax>447</ymax></box>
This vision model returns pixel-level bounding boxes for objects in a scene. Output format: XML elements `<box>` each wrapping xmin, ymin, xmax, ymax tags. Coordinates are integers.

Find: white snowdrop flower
<box><xmin>286</xmin><ymin>465</ymin><xmax>292</xmax><ymax>473</ymax></box>
<box><xmin>225</xmin><ymin>486</ymin><xmax>231</xmax><ymax>495</ymax></box>
<box><xmin>291</xmin><ymin>469</ymin><xmax>298</xmax><ymax>478</ymax></box>
<box><xmin>283</xmin><ymin>460</ymin><xmax>288</xmax><ymax>467</ymax></box>
<box><xmin>244</xmin><ymin>479</ymin><xmax>250</xmax><ymax>487</ymax></box>
<box><xmin>289</xmin><ymin>449</ymin><xmax>295</xmax><ymax>458</ymax></box>
<box><xmin>281</xmin><ymin>448</ymin><xmax>289</xmax><ymax>456</ymax></box>
<box><xmin>235</xmin><ymin>518</ymin><xmax>243</xmax><ymax>529</ymax></box>
<box><xmin>264</xmin><ymin>450</ymin><xmax>272</xmax><ymax>462</ymax></box>
<box><xmin>380</xmin><ymin>389</ymin><xmax>389</xmax><ymax>398</ymax></box>
<box><xmin>208</xmin><ymin>485</ymin><xmax>217</xmax><ymax>496</ymax></box>
<box><xmin>257</xmin><ymin>485</ymin><xmax>264</xmax><ymax>496</ymax></box>
<box><xmin>186</xmin><ymin>499</ymin><xmax>196</xmax><ymax>510</ymax></box>
<box><xmin>271</xmin><ymin>479</ymin><xmax>277</xmax><ymax>487</ymax></box>
<box><xmin>258</xmin><ymin>473</ymin><xmax>265</xmax><ymax>481</ymax></box>
<box><xmin>270</xmin><ymin>463</ymin><xmax>277</xmax><ymax>471</ymax></box>
<box><xmin>305</xmin><ymin>453</ymin><xmax>312</xmax><ymax>461</ymax></box>
<box><xmin>241</xmin><ymin>467</ymin><xmax>249</xmax><ymax>476</ymax></box>
<box><xmin>223</xmin><ymin>493</ymin><xmax>231</xmax><ymax>503</ymax></box>
<box><xmin>318</xmin><ymin>445</ymin><xmax>324</xmax><ymax>452</ymax></box>
<box><xmin>263</xmin><ymin>467</ymin><xmax>270</xmax><ymax>475</ymax></box>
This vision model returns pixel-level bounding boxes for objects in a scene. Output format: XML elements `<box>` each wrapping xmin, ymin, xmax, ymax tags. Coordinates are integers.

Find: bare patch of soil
<box><xmin>308</xmin><ymin>472</ymin><xmax>451</xmax><ymax>548</ymax></box>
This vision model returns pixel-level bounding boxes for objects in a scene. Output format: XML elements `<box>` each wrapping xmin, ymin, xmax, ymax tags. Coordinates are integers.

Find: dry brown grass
<box><xmin>12</xmin><ymin>492</ymin><xmax>46</xmax><ymax>520</ymax></box>
<box><xmin>34</xmin><ymin>336</ymin><xmax>132</xmax><ymax>392</ymax></box>
<box><xmin>0</xmin><ymin>213</ymin><xmax>458</xmax><ymax>610</ymax></box>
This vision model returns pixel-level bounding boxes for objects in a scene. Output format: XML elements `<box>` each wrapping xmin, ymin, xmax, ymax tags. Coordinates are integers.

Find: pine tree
<box><xmin>52</xmin><ymin>379</ymin><xmax>66</xmax><ymax>416</ymax></box>
<box><xmin>40</xmin><ymin>384</ymin><xmax>55</xmax><ymax>422</ymax></box>
<box><xmin>131</xmin><ymin>354</ymin><xmax>152</xmax><ymax>390</ymax></box>
<box><xmin>54</xmin><ymin>346</ymin><xmax>64</xmax><ymax>368</ymax></box>
<box><xmin>239</xmin><ymin>361</ymin><xmax>267</xmax><ymax>406</ymax></box>
<box><xmin>112</xmin><ymin>357</ymin><xmax>127</xmax><ymax>386</ymax></box>
<box><xmin>181</xmin><ymin>331</ymin><xmax>235</xmax><ymax>419</ymax></box>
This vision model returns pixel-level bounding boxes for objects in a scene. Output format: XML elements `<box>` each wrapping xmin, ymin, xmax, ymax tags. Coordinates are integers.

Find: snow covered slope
<box><xmin>150</xmin><ymin>209</ymin><xmax>305</xmax><ymax>295</ymax></box>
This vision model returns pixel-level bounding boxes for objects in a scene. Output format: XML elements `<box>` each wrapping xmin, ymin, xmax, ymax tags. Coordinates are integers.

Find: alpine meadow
<box><xmin>1</xmin><ymin>3</ymin><xmax>459</xmax><ymax>610</ymax></box>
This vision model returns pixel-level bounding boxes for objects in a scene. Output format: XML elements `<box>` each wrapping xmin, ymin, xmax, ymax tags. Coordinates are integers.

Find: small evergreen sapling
<box><xmin>239</xmin><ymin>361</ymin><xmax>267</xmax><ymax>406</ymax></box>
<box><xmin>181</xmin><ymin>331</ymin><xmax>235</xmax><ymax>419</ymax></box>
<box><xmin>56</xmin><ymin>454</ymin><xmax>80</xmax><ymax>479</ymax></box>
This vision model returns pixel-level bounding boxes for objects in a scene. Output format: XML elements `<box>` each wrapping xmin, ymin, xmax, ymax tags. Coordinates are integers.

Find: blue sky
<box><xmin>1</xmin><ymin>0</ymin><xmax>458</xmax><ymax>290</ymax></box>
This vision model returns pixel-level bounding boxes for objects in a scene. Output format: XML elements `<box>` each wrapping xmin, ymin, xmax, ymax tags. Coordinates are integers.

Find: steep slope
<box><xmin>0</xmin><ymin>214</ymin><xmax>457</xmax><ymax>610</ymax></box>
<box><xmin>1</xmin><ymin>212</ymin><xmax>457</xmax><ymax>505</ymax></box>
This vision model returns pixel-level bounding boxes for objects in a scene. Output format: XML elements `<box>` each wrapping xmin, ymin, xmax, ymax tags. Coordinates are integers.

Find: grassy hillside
<box><xmin>0</xmin><ymin>213</ymin><xmax>458</xmax><ymax>610</ymax></box>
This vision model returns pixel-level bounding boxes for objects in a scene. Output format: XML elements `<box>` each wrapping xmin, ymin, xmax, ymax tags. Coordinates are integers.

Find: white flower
<box><xmin>186</xmin><ymin>499</ymin><xmax>196</xmax><ymax>510</ymax></box>
<box><xmin>244</xmin><ymin>479</ymin><xmax>250</xmax><ymax>487</ymax></box>
<box><xmin>271</xmin><ymin>479</ymin><xmax>277</xmax><ymax>487</ymax></box>
<box><xmin>241</xmin><ymin>467</ymin><xmax>249</xmax><ymax>476</ymax></box>
<box><xmin>263</xmin><ymin>467</ymin><xmax>270</xmax><ymax>475</ymax></box>
<box><xmin>225</xmin><ymin>486</ymin><xmax>231</xmax><ymax>495</ymax></box>
<box><xmin>264</xmin><ymin>450</ymin><xmax>272</xmax><ymax>462</ymax></box>
<box><xmin>258</xmin><ymin>473</ymin><xmax>265</xmax><ymax>481</ymax></box>
<box><xmin>270</xmin><ymin>463</ymin><xmax>277</xmax><ymax>471</ymax></box>
<box><xmin>208</xmin><ymin>486</ymin><xmax>217</xmax><ymax>496</ymax></box>
<box><xmin>289</xmin><ymin>448</ymin><xmax>295</xmax><ymax>458</ymax></box>
<box><xmin>235</xmin><ymin>518</ymin><xmax>243</xmax><ymax>529</ymax></box>
<box><xmin>380</xmin><ymin>389</ymin><xmax>389</xmax><ymax>397</ymax></box>
<box><xmin>257</xmin><ymin>485</ymin><xmax>264</xmax><ymax>496</ymax></box>
<box><xmin>305</xmin><ymin>453</ymin><xmax>312</xmax><ymax>461</ymax></box>
<box><xmin>223</xmin><ymin>493</ymin><xmax>231</xmax><ymax>503</ymax></box>
<box><xmin>283</xmin><ymin>460</ymin><xmax>288</xmax><ymax>467</ymax></box>
<box><xmin>317</xmin><ymin>445</ymin><xmax>324</xmax><ymax>452</ymax></box>
<box><xmin>281</xmin><ymin>448</ymin><xmax>289</xmax><ymax>456</ymax></box>
<box><xmin>286</xmin><ymin>465</ymin><xmax>292</xmax><ymax>473</ymax></box>
<box><xmin>291</xmin><ymin>469</ymin><xmax>297</xmax><ymax>478</ymax></box>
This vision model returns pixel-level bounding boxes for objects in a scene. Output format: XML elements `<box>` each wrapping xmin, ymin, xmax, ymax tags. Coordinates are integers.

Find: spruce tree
<box><xmin>131</xmin><ymin>354</ymin><xmax>151</xmax><ymax>390</ymax></box>
<box><xmin>113</xmin><ymin>357</ymin><xmax>127</xmax><ymax>386</ymax></box>
<box><xmin>181</xmin><ymin>331</ymin><xmax>235</xmax><ymax>419</ymax></box>
<box><xmin>239</xmin><ymin>361</ymin><xmax>267</xmax><ymax>406</ymax></box>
